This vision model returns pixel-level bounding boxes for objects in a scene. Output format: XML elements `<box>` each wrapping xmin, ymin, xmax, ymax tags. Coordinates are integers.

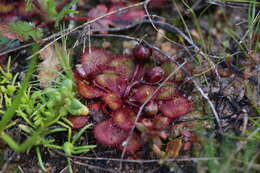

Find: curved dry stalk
<box><xmin>52</xmin><ymin>148</ymin><xmax>218</xmax><ymax>163</ymax></box>
<box><xmin>73</xmin><ymin>161</ymin><xmax>117</xmax><ymax>173</ymax></box>
<box><xmin>0</xmin><ymin>43</ymin><xmax>33</xmax><ymax>56</ymax></box>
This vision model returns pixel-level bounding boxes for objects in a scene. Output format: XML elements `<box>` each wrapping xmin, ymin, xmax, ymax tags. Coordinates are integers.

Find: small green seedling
<box><xmin>0</xmin><ymin>57</ymin><xmax>19</xmax><ymax>114</ymax></box>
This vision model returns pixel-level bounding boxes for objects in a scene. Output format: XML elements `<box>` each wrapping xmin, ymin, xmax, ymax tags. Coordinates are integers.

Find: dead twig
<box><xmin>52</xmin><ymin>149</ymin><xmax>218</xmax><ymax>163</ymax></box>
<box><xmin>0</xmin><ymin>43</ymin><xmax>33</xmax><ymax>57</ymax></box>
<box><xmin>73</xmin><ymin>161</ymin><xmax>118</xmax><ymax>173</ymax></box>
<box><xmin>75</xmin><ymin>157</ymin><xmax>218</xmax><ymax>163</ymax></box>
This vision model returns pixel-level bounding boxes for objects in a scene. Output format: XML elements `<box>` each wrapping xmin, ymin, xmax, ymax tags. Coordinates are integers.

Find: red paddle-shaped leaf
<box><xmin>153</xmin><ymin>115</ymin><xmax>171</xmax><ymax>130</ymax></box>
<box><xmin>155</xmin><ymin>83</ymin><xmax>179</xmax><ymax>100</ymax></box>
<box><xmin>68</xmin><ymin>116</ymin><xmax>89</xmax><ymax>129</ymax></box>
<box><xmin>107</xmin><ymin>3</ymin><xmax>145</xmax><ymax>27</ymax></box>
<box><xmin>131</xmin><ymin>85</ymin><xmax>155</xmax><ymax>103</ymax></box>
<box><xmin>87</xmin><ymin>4</ymin><xmax>111</xmax><ymax>31</ymax></box>
<box><xmin>160</xmin><ymin>96</ymin><xmax>191</xmax><ymax>119</ymax></box>
<box><xmin>102</xmin><ymin>93</ymin><xmax>122</xmax><ymax>110</ymax></box>
<box><xmin>94</xmin><ymin>119</ymin><xmax>128</xmax><ymax>146</ymax></box>
<box><xmin>81</xmin><ymin>48</ymin><xmax>113</xmax><ymax>75</ymax></box>
<box><xmin>118</xmin><ymin>133</ymin><xmax>143</xmax><ymax>153</ymax></box>
<box><xmin>77</xmin><ymin>80</ymin><xmax>103</xmax><ymax>99</ymax></box>
<box><xmin>112</xmin><ymin>107</ymin><xmax>136</xmax><ymax>130</ymax></box>
<box><xmin>144</xmin><ymin>66</ymin><xmax>164</xmax><ymax>83</ymax></box>
<box><xmin>95</xmin><ymin>73</ymin><xmax>127</xmax><ymax>95</ymax></box>
<box><xmin>107</xmin><ymin>56</ymin><xmax>135</xmax><ymax>78</ymax></box>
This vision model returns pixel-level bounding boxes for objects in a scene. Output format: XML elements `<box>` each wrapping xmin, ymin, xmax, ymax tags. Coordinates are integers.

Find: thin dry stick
<box><xmin>75</xmin><ymin>157</ymin><xmax>218</xmax><ymax>163</ymax></box>
<box><xmin>73</xmin><ymin>161</ymin><xmax>117</xmax><ymax>173</ymax></box>
<box><xmin>88</xmin><ymin>24</ymin><xmax>92</xmax><ymax>54</ymax></box>
<box><xmin>58</xmin><ymin>166</ymin><xmax>69</xmax><ymax>173</ymax></box>
<box><xmin>119</xmin><ymin>61</ymin><xmax>187</xmax><ymax>170</ymax></box>
<box><xmin>0</xmin><ymin>43</ymin><xmax>33</xmax><ymax>56</ymax></box>
<box><xmin>241</xmin><ymin>110</ymin><xmax>248</xmax><ymax>136</ymax></box>
<box><xmin>89</xmin><ymin>19</ymin><xmax>193</xmax><ymax>50</ymax></box>
<box><xmin>24</xmin><ymin>1</ymin><xmax>145</xmax><ymax>60</ymax></box>
<box><xmin>245</xmin><ymin>151</ymin><xmax>260</xmax><ymax>173</ymax></box>
<box><xmin>52</xmin><ymin>148</ymin><xmax>218</xmax><ymax>163</ymax></box>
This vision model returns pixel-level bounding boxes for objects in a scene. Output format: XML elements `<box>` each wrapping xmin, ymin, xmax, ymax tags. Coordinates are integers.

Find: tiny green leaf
<box><xmin>9</xmin><ymin>22</ymin><xmax>43</xmax><ymax>41</ymax></box>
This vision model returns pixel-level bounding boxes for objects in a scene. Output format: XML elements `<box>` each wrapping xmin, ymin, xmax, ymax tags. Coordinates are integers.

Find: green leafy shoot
<box><xmin>25</xmin><ymin>0</ymin><xmax>33</xmax><ymax>11</ymax></box>
<box><xmin>36</xmin><ymin>0</ymin><xmax>79</xmax><ymax>27</ymax></box>
<box><xmin>0</xmin><ymin>44</ymin><xmax>39</xmax><ymax>132</ymax></box>
<box><xmin>55</xmin><ymin>0</ymin><xmax>80</xmax><ymax>26</ymax></box>
<box><xmin>55</xmin><ymin>40</ymin><xmax>74</xmax><ymax>81</ymax></box>
<box><xmin>9</xmin><ymin>22</ymin><xmax>43</xmax><ymax>41</ymax></box>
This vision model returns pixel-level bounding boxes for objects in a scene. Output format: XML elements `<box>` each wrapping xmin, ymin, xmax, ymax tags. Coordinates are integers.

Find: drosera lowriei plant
<box><xmin>74</xmin><ymin>44</ymin><xmax>193</xmax><ymax>158</ymax></box>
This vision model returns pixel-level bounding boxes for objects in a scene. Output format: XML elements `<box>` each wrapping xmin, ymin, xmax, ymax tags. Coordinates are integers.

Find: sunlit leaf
<box><xmin>160</xmin><ymin>96</ymin><xmax>191</xmax><ymax>119</ymax></box>
<box><xmin>81</xmin><ymin>48</ymin><xmax>112</xmax><ymax>75</ymax></box>
<box><xmin>131</xmin><ymin>85</ymin><xmax>155</xmax><ymax>103</ymax></box>
<box><xmin>112</xmin><ymin>107</ymin><xmax>136</xmax><ymax>130</ymax></box>
<box><xmin>102</xmin><ymin>93</ymin><xmax>122</xmax><ymax>110</ymax></box>
<box><xmin>77</xmin><ymin>80</ymin><xmax>103</xmax><ymax>99</ymax></box>
<box><xmin>94</xmin><ymin>119</ymin><xmax>128</xmax><ymax>146</ymax></box>
<box><xmin>95</xmin><ymin>73</ymin><xmax>127</xmax><ymax>95</ymax></box>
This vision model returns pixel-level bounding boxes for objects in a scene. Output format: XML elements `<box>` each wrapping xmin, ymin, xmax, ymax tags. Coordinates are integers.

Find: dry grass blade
<box><xmin>73</xmin><ymin>161</ymin><xmax>118</xmax><ymax>173</ymax></box>
<box><xmin>0</xmin><ymin>43</ymin><xmax>33</xmax><ymax>56</ymax></box>
<box><xmin>207</xmin><ymin>0</ymin><xmax>260</xmax><ymax>8</ymax></box>
<box><xmin>52</xmin><ymin>148</ymin><xmax>218</xmax><ymax>163</ymax></box>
